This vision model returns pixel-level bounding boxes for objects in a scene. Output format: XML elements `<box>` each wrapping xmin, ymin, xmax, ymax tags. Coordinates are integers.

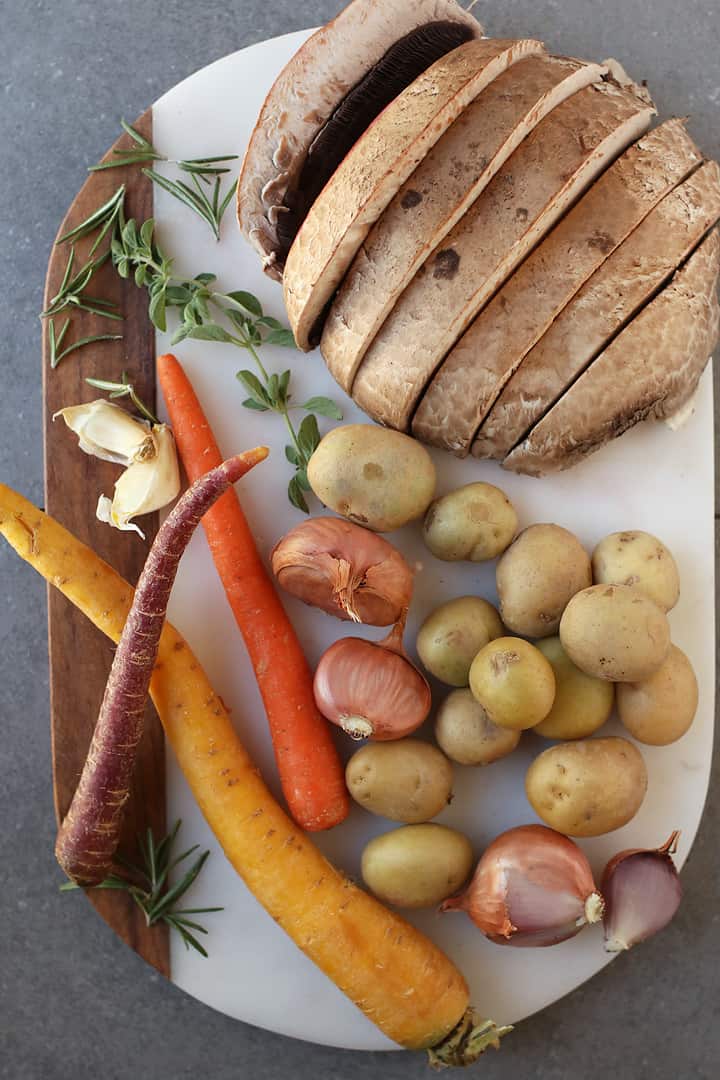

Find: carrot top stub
<box><xmin>55</xmin><ymin>447</ymin><xmax>268</xmax><ymax>885</ymax></box>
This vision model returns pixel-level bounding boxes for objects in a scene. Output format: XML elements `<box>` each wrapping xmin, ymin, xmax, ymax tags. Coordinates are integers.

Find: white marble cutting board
<box><xmin>151</xmin><ymin>30</ymin><xmax>716</xmax><ymax>1051</ymax></box>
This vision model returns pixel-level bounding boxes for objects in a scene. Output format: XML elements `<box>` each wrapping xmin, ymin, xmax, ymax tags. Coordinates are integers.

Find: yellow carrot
<box><xmin>0</xmin><ymin>483</ymin><xmax>508</xmax><ymax>1063</ymax></box>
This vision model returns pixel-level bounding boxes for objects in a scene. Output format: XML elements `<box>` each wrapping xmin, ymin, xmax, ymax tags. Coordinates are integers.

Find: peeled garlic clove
<box><xmin>54</xmin><ymin>400</ymin><xmax>156</xmax><ymax>465</ymax></box>
<box><xmin>602</xmin><ymin>832</ymin><xmax>682</xmax><ymax>952</ymax></box>
<box><xmin>96</xmin><ymin>424</ymin><xmax>180</xmax><ymax>538</ymax></box>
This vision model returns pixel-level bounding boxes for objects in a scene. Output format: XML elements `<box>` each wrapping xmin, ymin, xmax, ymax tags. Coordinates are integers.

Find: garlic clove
<box><xmin>96</xmin><ymin>424</ymin><xmax>180</xmax><ymax>538</ymax></box>
<box><xmin>54</xmin><ymin>400</ymin><xmax>157</xmax><ymax>465</ymax></box>
<box><xmin>602</xmin><ymin>832</ymin><xmax>682</xmax><ymax>952</ymax></box>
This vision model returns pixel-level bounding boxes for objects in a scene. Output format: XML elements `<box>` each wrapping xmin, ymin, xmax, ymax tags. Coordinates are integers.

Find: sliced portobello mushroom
<box><xmin>413</xmin><ymin>118</ymin><xmax>702</xmax><ymax>454</ymax></box>
<box><xmin>503</xmin><ymin>227</ymin><xmax>720</xmax><ymax>476</ymax></box>
<box><xmin>351</xmin><ymin>78</ymin><xmax>655</xmax><ymax>431</ymax></box>
<box><xmin>473</xmin><ymin>155</ymin><xmax>720</xmax><ymax>460</ymax></box>
<box><xmin>283</xmin><ymin>37</ymin><xmax>544</xmax><ymax>350</ymax></box>
<box><xmin>321</xmin><ymin>53</ymin><xmax>607</xmax><ymax>393</ymax></box>
<box><xmin>237</xmin><ymin>0</ymin><xmax>482</xmax><ymax>280</ymax></box>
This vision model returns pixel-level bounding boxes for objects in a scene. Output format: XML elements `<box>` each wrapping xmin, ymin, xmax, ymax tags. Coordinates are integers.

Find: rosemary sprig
<box><xmin>112</xmin><ymin>215</ymin><xmax>342</xmax><ymax>508</ymax></box>
<box><xmin>91</xmin><ymin>120</ymin><xmax>238</xmax><ymax>239</ymax></box>
<box><xmin>48</xmin><ymin>317</ymin><xmax>123</xmax><ymax>370</ymax></box>
<box><xmin>57</xmin><ymin>184</ymin><xmax>126</xmax><ymax>255</ymax></box>
<box><xmin>86</xmin><ymin>371</ymin><xmax>160</xmax><ymax>424</ymax></box>
<box><xmin>41</xmin><ymin>246</ymin><xmax>122</xmax><ymax>322</ymax></box>
<box><xmin>60</xmin><ymin>820</ymin><xmax>222</xmax><ymax>957</ymax></box>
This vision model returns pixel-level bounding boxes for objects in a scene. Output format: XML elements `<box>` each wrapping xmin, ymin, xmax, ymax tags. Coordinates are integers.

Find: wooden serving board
<box><xmin>42</xmin><ymin>110</ymin><xmax>168</xmax><ymax>976</ymax></box>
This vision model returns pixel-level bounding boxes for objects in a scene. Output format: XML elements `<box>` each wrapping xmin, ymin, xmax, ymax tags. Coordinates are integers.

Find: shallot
<box><xmin>442</xmin><ymin>824</ymin><xmax>604</xmax><ymax>947</ymax></box>
<box><xmin>602</xmin><ymin>832</ymin><xmax>682</xmax><ymax>952</ymax></box>
<box><xmin>313</xmin><ymin>618</ymin><xmax>431</xmax><ymax>740</ymax></box>
<box><xmin>271</xmin><ymin>516</ymin><xmax>412</xmax><ymax>624</ymax></box>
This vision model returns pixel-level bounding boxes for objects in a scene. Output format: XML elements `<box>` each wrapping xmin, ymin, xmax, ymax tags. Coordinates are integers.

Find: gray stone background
<box><xmin>1</xmin><ymin>1</ymin><xmax>718</xmax><ymax>1077</ymax></box>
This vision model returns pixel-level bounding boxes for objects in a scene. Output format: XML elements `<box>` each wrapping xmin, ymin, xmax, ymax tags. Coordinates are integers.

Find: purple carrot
<box><xmin>56</xmin><ymin>446</ymin><xmax>269</xmax><ymax>885</ymax></box>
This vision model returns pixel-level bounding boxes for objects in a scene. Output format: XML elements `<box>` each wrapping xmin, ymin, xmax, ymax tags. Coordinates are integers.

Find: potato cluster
<box><xmin>308</xmin><ymin>436</ymin><xmax>697</xmax><ymax>904</ymax></box>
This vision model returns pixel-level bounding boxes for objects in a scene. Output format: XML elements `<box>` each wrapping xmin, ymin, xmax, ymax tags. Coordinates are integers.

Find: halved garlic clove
<box><xmin>96</xmin><ymin>424</ymin><xmax>180</xmax><ymax>538</ymax></box>
<box><xmin>54</xmin><ymin>399</ymin><xmax>157</xmax><ymax>465</ymax></box>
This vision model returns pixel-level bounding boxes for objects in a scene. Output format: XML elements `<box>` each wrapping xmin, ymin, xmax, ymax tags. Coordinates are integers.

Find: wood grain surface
<box><xmin>42</xmin><ymin>110</ymin><xmax>169</xmax><ymax>976</ymax></box>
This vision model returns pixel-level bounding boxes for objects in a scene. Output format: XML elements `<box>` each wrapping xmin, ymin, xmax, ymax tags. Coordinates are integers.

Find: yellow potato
<box><xmin>361</xmin><ymin>824</ymin><xmax>474</xmax><ymax>909</ymax></box>
<box><xmin>496</xmin><ymin>524</ymin><xmax>591</xmax><ymax>638</ymax></box>
<box><xmin>422</xmin><ymin>482</ymin><xmax>518</xmax><ymax>562</ymax></box>
<box><xmin>592</xmin><ymin>530</ymin><xmax>680</xmax><ymax>612</ymax></box>
<box><xmin>345</xmin><ymin>739</ymin><xmax>453</xmax><ymax>823</ymax></box>
<box><xmin>307</xmin><ymin>423</ymin><xmax>435</xmax><ymax>532</ymax></box>
<box><xmin>560</xmin><ymin>584</ymin><xmax>670</xmax><ymax>682</ymax></box>
<box><xmin>617</xmin><ymin>645</ymin><xmax>698</xmax><ymax>745</ymax></box>
<box><xmin>416</xmin><ymin>596</ymin><xmax>504</xmax><ymax>687</ymax></box>
<box><xmin>525</xmin><ymin>736</ymin><xmax>648</xmax><ymax>837</ymax></box>
<box><xmin>435</xmin><ymin>688</ymin><xmax>520</xmax><ymax>765</ymax></box>
<box><xmin>533</xmin><ymin>636</ymin><xmax>614</xmax><ymax>739</ymax></box>
<box><xmin>469</xmin><ymin>637</ymin><xmax>555</xmax><ymax>731</ymax></box>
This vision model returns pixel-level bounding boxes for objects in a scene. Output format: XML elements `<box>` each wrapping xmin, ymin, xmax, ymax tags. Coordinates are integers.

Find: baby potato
<box><xmin>416</xmin><ymin>596</ymin><xmax>504</xmax><ymax>686</ymax></box>
<box><xmin>361</xmin><ymin>824</ymin><xmax>474</xmax><ymax>908</ymax></box>
<box><xmin>560</xmin><ymin>584</ymin><xmax>670</xmax><ymax>682</ymax></box>
<box><xmin>592</xmin><ymin>530</ymin><xmax>680</xmax><ymax>612</ymax></box>
<box><xmin>435</xmin><ymin>688</ymin><xmax>520</xmax><ymax>765</ymax></box>
<box><xmin>617</xmin><ymin>645</ymin><xmax>698</xmax><ymax>745</ymax></box>
<box><xmin>525</xmin><ymin>736</ymin><xmax>648</xmax><ymax>837</ymax></box>
<box><xmin>469</xmin><ymin>637</ymin><xmax>556</xmax><ymax>731</ymax></box>
<box><xmin>496</xmin><ymin>524</ymin><xmax>591</xmax><ymax>638</ymax></box>
<box><xmin>422</xmin><ymin>481</ymin><xmax>518</xmax><ymax>562</ymax></box>
<box><xmin>307</xmin><ymin>424</ymin><xmax>435</xmax><ymax>532</ymax></box>
<box><xmin>533</xmin><ymin>636</ymin><xmax>615</xmax><ymax>740</ymax></box>
<box><xmin>345</xmin><ymin>739</ymin><xmax>453</xmax><ymax>823</ymax></box>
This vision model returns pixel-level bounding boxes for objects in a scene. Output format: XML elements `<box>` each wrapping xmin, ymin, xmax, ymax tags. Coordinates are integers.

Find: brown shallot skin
<box><xmin>313</xmin><ymin>621</ymin><xmax>431</xmax><ymax>740</ymax></box>
<box><xmin>442</xmin><ymin>824</ymin><xmax>604</xmax><ymax>947</ymax></box>
<box><xmin>271</xmin><ymin>516</ymin><xmax>413</xmax><ymax>625</ymax></box>
<box><xmin>55</xmin><ymin>448</ymin><xmax>269</xmax><ymax>886</ymax></box>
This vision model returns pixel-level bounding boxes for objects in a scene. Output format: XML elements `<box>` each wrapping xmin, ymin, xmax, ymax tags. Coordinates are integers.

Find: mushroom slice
<box><xmin>283</xmin><ymin>37</ymin><xmax>545</xmax><ymax>350</ymax></box>
<box><xmin>237</xmin><ymin>0</ymin><xmax>482</xmax><ymax>280</ymax></box>
<box><xmin>503</xmin><ymin>229</ymin><xmax>720</xmax><ymax>476</ymax></box>
<box><xmin>321</xmin><ymin>53</ymin><xmax>608</xmax><ymax>394</ymax></box>
<box><xmin>413</xmin><ymin>117</ymin><xmax>702</xmax><ymax>454</ymax></box>
<box><xmin>471</xmin><ymin>158</ymin><xmax>720</xmax><ymax>460</ymax></box>
<box><xmin>351</xmin><ymin>77</ymin><xmax>655</xmax><ymax>432</ymax></box>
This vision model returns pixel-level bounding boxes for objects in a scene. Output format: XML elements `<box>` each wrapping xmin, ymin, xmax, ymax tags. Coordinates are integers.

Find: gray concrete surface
<box><xmin>1</xmin><ymin>2</ymin><xmax>718</xmax><ymax>1077</ymax></box>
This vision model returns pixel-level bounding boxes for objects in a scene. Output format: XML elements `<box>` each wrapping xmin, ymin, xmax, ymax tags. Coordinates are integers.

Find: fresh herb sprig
<box><xmin>86</xmin><ymin>371</ymin><xmax>160</xmax><ymax>424</ymax></box>
<box><xmin>91</xmin><ymin>121</ymin><xmax>238</xmax><ymax>240</ymax></box>
<box><xmin>41</xmin><ymin>247</ymin><xmax>122</xmax><ymax>322</ymax></box>
<box><xmin>48</xmin><ymin>318</ymin><xmax>123</xmax><ymax>370</ymax></box>
<box><xmin>112</xmin><ymin>214</ymin><xmax>342</xmax><ymax>509</ymax></box>
<box><xmin>60</xmin><ymin>820</ymin><xmax>222</xmax><ymax>957</ymax></box>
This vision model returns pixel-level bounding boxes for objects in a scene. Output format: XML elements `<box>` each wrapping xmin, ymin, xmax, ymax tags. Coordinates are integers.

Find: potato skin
<box><xmin>345</xmin><ymin>739</ymin><xmax>453</xmax><ymax>823</ymax></box>
<box><xmin>469</xmin><ymin>637</ymin><xmax>556</xmax><ymax>731</ymax></box>
<box><xmin>525</xmin><ymin>737</ymin><xmax>648</xmax><ymax>837</ymax></box>
<box><xmin>435</xmin><ymin>688</ymin><xmax>520</xmax><ymax>765</ymax></box>
<box><xmin>422</xmin><ymin>482</ymin><xmax>518</xmax><ymax>562</ymax></box>
<box><xmin>592</xmin><ymin>530</ymin><xmax>680</xmax><ymax>612</ymax></box>
<box><xmin>496</xmin><ymin>524</ymin><xmax>591</xmax><ymax>638</ymax></box>
<box><xmin>416</xmin><ymin>596</ymin><xmax>504</xmax><ymax>687</ymax></box>
<box><xmin>560</xmin><ymin>584</ymin><xmax>670</xmax><ymax>682</ymax></box>
<box><xmin>361</xmin><ymin>824</ymin><xmax>474</xmax><ymax>908</ymax></box>
<box><xmin>533</xmin><ymin>636</ymin><xmax>614</xmax><ymax>740</ymax></box>
<box><xmin>307</xmin><ymin>424</ymin><xmax>435</xmax><ymax>532</ymax></box>
<box><xmin>617</xmin><ymin>645</ymin><xmax>698</xmax><ymax>745</ymax></box>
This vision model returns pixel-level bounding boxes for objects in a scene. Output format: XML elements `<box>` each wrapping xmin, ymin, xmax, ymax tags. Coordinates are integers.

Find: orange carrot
<box><xmin>157</xmin><ymin>353</ymin><xmax>349</xmax><ymax>831</ymax></box>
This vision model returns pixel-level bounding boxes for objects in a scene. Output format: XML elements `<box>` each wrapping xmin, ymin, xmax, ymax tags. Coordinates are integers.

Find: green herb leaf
<box><xmin>288</xmin><ymin>474</ymin><xmax>310</xmax><ymax>514</ymax></box>
<box><xmin>148</xmin><ymin>288</ymin><xmax>167</xmax><ymax>332</ymax></box>
<box><xmin>296</xmin><ymin>468</ymin><xmax>311</xmax><ymax>491</ymax></box>
<box><xmin>185</xmin><ymin>323</ymin><xmax>235</xmax><ymax>343</ymax></box>
<box><xmin>242</xmin><ymin>398</ymin><xmax>270</xmax><ymax>412</ymax></box>
<box><xmin>300</xmin><ymin>396</ymin><xmax>343</xmax><ymax>420</ymax></box>
<box><xmin>224</xmin><ymin>291</ymin><xmax>263</xmax><ymax>317</ymax></box>
<box><xmin>264</xmin><ymin>327</ymin><xmax>297</xmax><ymax>348</ymax></box>
<box><xmin>236</xmin><ymin>369</ymin><xmax>271</xmax><ymax>407</ymax></box>
<box><xmin>297</xmin><ymin>413</ymin><xmax>321</xmax><ymax>461</ymax></box>
<box><xmin>285</xmin><ymin>445</ymin><xmax>301</xmax><ymax>466</ymax></box>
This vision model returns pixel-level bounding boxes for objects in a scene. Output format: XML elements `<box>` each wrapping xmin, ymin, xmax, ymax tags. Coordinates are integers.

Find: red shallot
<box><xmin>313</xmin><ymin>618</ymin><xmax>431</xmax><ymax>740</ymax></box>
<box><xmin>442</xmin><ymin>824</ymin><xmax>604</xmax><ymax>947</ymax></box>
<box><xmin>602</xmin><ymin>831</ymin><xmax>682</xmax><ymax>952</ymax></box>
<box><xmin>271</xmin><ymin>516</ymin><xmax>413</xmax><ymax>624</ymax></box>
